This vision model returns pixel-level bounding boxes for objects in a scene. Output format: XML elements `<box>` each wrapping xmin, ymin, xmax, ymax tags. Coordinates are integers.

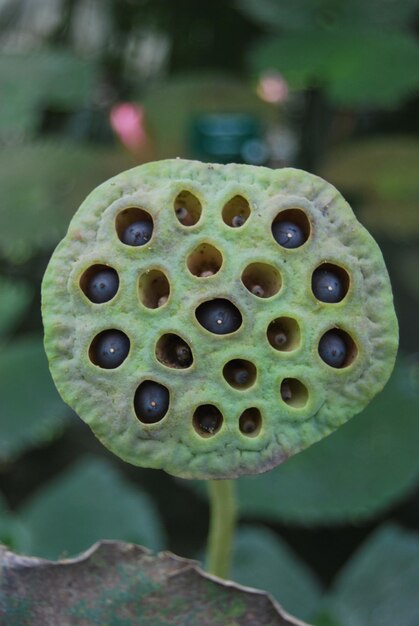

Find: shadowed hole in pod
<box><xmin>156</xmin><ymin>334</ymin><xmax>193</xmax><ymax>369</ymax></box>
<box><xmin>174</xmin><ymin>190</ymin><xmax>202</xmax><ymax>226</ymax></box>
<box><xmin>267</xmin><ymin>317</ymin><xmax>300</xmax><ymax>351</ymax></box>
<box><xmin>318</xmin><ymin>328</ymin><xmax>358</xmax><ymax>369</ymax></box>
<box><xmin>222</xmin><ymin>195</ymin><xmax>250</xmax><ymax>228</ymax></box>
<box><xmin>187</xmin><ymin>243</ymin><xmax>223</xmax><ymax>278</ymax></box>
<box><xmin>239</xmin><ymin>407</ymin><xmax>262</xmax><ymax>436</ymax></box>
<box><xmin>89</xmin><ymin>330</ymin><xmax>130</xmax><ymax>369</ymax></box>
<box><xmin>241</xmin><ymin>262</ymin><xmax>281</xmax><ymax>298</ymax></box>
<box><xmin>134</xmin><ymin>380</ymin><xmax>170</xmax><ymax>424</ymax></box>
<box><xmin>116</xmin><ymin>207</ymin><xmax>153</xmax><ymax>246</ymax></box>
<box><xmin>311</xmin><ymin>263</ymin><xmax>350</xmax><ymax>303</ymax></box>
<box><xmin>223</xmin><ymin>359</ymin><xmax>257</xmax><ymax>389</ymax></box>
<box><xmin>195</xmin><ymin>299</ymin><xmax>242</xmax><ymax>335</ymax></box>
<box><xmin>138</xmin><ymin>269</ymin><xmax>170</xmax><ymax>309</ymax></box>
<box><xmin>271</xmin><ymin>208</ymin><xmax>310</xmax><ymax>249</ymax></box>
<box><xmin>80</xmin><ymin>264</ymin><xmax>119</xmax><ymax>303</ymax></box>
<box><xmin>280</xmin><ymin>378</ymin><xmax>308</xmax><ymax>408</ymax></box>
<box><xmin>193</xmin><ymin>405</ymin><xmax>223</xmax><ymax>437</ymax></box>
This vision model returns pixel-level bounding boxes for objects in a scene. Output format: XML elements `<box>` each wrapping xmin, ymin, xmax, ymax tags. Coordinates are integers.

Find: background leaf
<box><xmin>0</xmin><ymin>336</ymin><xmax>69</xmax><ymax>462</ymax></box>
<box><xmin>321</xmin><ymin>525</ymin><xmax>419</xmax><ymax>626</ymax></box>
<box><xmin>20</xmin><ymin>456</ymin><xmax>165</xmax><ymax>559</ymax></box>
<box><xmin>0</xmin><ymin>278</ymin><xmax>31</xmax><ymax>338</ymax></box>
<box><xmin>234</xmin><ymin>360</ymin><xmax>418</xmax><ymax>524</ymax></box>
<box><xmin>251</xmin><ymin>30</ymin><xmax>419</xmax><ymax>106</ymax></box>
<box><xmin>238</xmin><ymin>0</ymin><xmax>419</xmax><ymax>32</ymax></box>
<box><xmin>187</xmin><ymin>359</ymin><xmax>418</xmax><ymax>524</ymax></box>
<box><xmin>0</xmin><ymin>492</ymin><xmax>31</xmax><ymax>553</ymax></box>
<box><xmin>321</xmin><ymin>138</ymin><xmax>419</xmax><ymax>240</ymax></box>
<box><xmin>0</xmin><ymin>141</ymin><xmax>134</xmax><ymax>262</ymax></box>
<box><xmin>232</xmin><ymin>525</ymin><xmax>322</xmax><ymax>620</ymax></box>
<box><xmin>0</xmin><ymin>50</ymin><xmax>96</xmax><ymax>138</ymax></box>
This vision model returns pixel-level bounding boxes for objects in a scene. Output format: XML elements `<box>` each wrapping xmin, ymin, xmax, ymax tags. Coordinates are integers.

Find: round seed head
<box><xmin>42</xmin><ymin>159</ymin><xmax>398</xmax><ymax>480</ymax></box>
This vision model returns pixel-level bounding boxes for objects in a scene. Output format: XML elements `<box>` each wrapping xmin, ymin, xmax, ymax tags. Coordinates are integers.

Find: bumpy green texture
<box><xmin>41</xmin><ymin>159</ymin><xmax>398</xmax><ymax>479</ymax></box>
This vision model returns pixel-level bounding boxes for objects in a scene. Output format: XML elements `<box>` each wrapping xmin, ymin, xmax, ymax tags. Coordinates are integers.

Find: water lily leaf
<box><xmin>0</xmin><ymin>278</ymin><xmax>31</xmax><ymax>337</ymax></box>
<box><xmin>323</xmin><ymin>525</ymin><xmax>419</xmax><ymax>626</ymax></box>
<box><xmin>235</xmin><ymin>360</ymin><xmax>418</xmax><ymax>524</ymax></box>
<box><xmin>20</xmin><ymin>457</ymin><xmax>165</xmax><ymax>559</ymax></box>
<box><xmin>0</xmin><ymin>336</ymin><xmax>69</xmax><ymax>462</ymax></box>
<box><xmin>0</xmin><ymin>540</ymin><xmax>310</xmax><ymax>625</ymax></box>
<box><xmin>0</xmin><ymin>141</ymin><xmax>134</xmax><ymax>263</ymax></box>
<box><xmin>232</xmin><ymin>526</ymin><xmax>322</xmax><ymax>621</ymax></box>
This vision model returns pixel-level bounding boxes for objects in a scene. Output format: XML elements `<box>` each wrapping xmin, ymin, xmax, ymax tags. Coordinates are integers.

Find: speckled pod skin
<box><xmin>42</xmin><ymin>159</ymin><xmax>398</xmax><ymax>480</ymax></box>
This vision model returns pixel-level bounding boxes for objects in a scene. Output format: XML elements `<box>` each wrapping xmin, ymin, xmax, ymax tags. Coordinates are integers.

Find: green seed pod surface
<box><xmin>42</xmin><ymin>159</ymin><xmax>398</xmax><ymax>479</ymax></box>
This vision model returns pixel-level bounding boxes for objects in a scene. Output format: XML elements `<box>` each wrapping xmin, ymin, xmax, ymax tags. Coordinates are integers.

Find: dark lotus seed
<box><xmin>86</xmin><ymin>268</ymin><xmax>119</xmax><ymax>303</ymax></box>
<box><xmin>240</xmin><ymin>415</ymin><xmax>257</xmax><ymax>434</ymax></box>
<box><xmin>93</xmin><ymin>330</ymin><xmax>129</xmax><ymax>369</ymax></box>
<box><xmin>121</xmin><ymin>220</ymin><xmax>152</xmax><ymax>246</ymax></box>
<box><xmin>251</xmin><ymin>284</ymin><xmax>265</xmax><ymax>297</ymax></box>
<box><xmin>280</xmin><ymin>381</ymin><xmax>292</xmax><ymax>402</ymax></box>
<box><xmin>198</xmin><ymin>412</ymin><xmax>220</xmax><ymax>434</ymax></box>
<box><xmin>319</xmin><ymin>331</ymin><xmax>347</xmax><ymax>368</ymax></box>
<box><xmin>196</xmin><ymin>299</ymin><xmax>242</xmax><ymax>335</ymax></box>
<box><xmin>176</xmin><ymin>206</ymin><xmax>193</xmax><ymax>225</ymax></box>
<box><xmin>312</xmin><ymin>268</ymin><xmax>344</xmax><ymax>303</ymax></box>
<box><xmin>232</xmin><ymin>215</ymin><xmax>245</xmax><ymax>227</ymax></box>
<box><xmin>176</xmin><ymin>207</ymin><xmax>188</xmax><ymax>220</ymax></box>
<box><xmin>274</xmin><ymin>331</ymin><xmax>287</xmax><ymax>347</ymax></box>
<box><xmin>272</xmin><ymin>220</ymin><xmax>305</xmax><ymax>248</ymax></box>
<box><xmin>175</xmin><ymin>344</ymin><xmax>192</xmax><ymax>366</ymax></box>
<box><xmin>233</xmin><ymin>367</ymin><xmax>250</xmax><ymax>386</ymax></box>
<box><xmin>134</xmin><ymin>381</ymin><xmax>169</xmax><ymax>423</ymax></box>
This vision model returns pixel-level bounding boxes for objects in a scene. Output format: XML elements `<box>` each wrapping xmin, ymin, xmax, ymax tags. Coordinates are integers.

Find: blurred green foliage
<box><xmin>0</xmin><ymin>1</ymin><xmax>418</xmax><ymax>623</ymax></box>
<box><xmin>232</xmin><ymin>526</ymin><xmax>322</xmax><ymax>620</ymax></box>
<box><xmin>321</xmin><ymin>137</ymin><xmax>419</xmax><ymax>240</ymax></box>
<box><xmin>0</xmin><ymin>278</ymin><xmax>31</xmax><ymax>337</ymax></box>
<box><xmin>0</xmin><ymin>336</ymin><xmax>69</xmax><ymax>462</ymax></box>
<box><xmin>235</xmin><ymin>359</ymin><xmax>419</xmax><ymax>524</ymax></box>
<box><xmin>0</xmin><ymin>50</ymin><xmax>96</xmax><ymax>140</ymax></box>
<box><xmin>318</xmin><ymin>525</ymin><xmax>419</xmax><ymax>626</ymax></box>
<box><xmin>0</xmin><ymin>141</ymin><xmax>133</xmax><ymax>262</ymax></box>
<box><xmin>239</xmin><ymin>0</ymin><xmax>419</xmax><ymax>106</ymax></box>
<box><xmin>188</xmin><ymin>359</ymin><xmax>419</xmax><ymax>524</ymax></box>
<box><xmin>143</xmin><ymin>73</ymin><xmax>276</xmax><ymax>158</ymax></box>
<box><xmin>19</xmin><ymin>457</ymin><xmax>165</xmax><ymax>559</ymax></box>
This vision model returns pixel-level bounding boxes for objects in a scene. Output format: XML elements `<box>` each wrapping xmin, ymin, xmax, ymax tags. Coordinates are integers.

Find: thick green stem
<box><xmin>206</xmin><ymin>479</ymin><xmax>237</xmax><ymax>579</ymax></box>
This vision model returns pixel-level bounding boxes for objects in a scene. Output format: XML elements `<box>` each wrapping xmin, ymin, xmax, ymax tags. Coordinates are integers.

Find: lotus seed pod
<box><xmin>41</xmin><ymin>159</ymin><xmax>398</xmax><ymax>479</ymax></box>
